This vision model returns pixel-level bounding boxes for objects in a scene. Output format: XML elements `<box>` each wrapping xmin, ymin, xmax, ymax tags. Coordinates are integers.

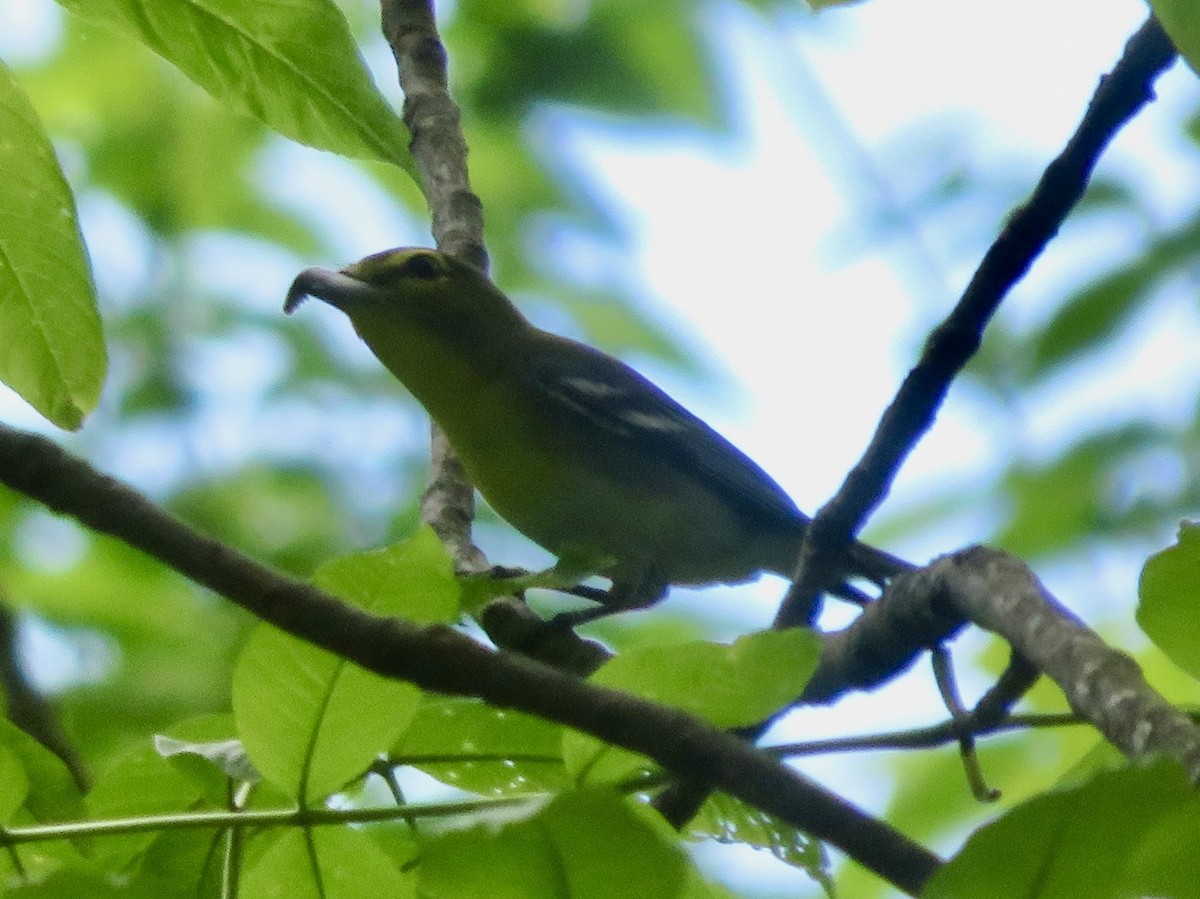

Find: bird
<box><xmin>285</xmin><ymin>247</ymin><xmax>908</xmax><ymax>622</ymax></box>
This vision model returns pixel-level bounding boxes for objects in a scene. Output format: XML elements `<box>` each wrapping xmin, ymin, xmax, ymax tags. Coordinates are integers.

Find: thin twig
<box><xmin>932</xmin><ymin>647</ymin><xmax>998</xmax><ymax>802</ymax></box>
<box><xmin>767</xmin><ymin>711</ymin><xmax>1084</xmax><ymax>758</ymax></box>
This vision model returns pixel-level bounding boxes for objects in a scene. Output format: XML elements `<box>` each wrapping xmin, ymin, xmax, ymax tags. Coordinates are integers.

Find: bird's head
<box><xmin>284</xmin><ymin>247</ymin><xmax>525</xmax><ymax>343</ymax></box>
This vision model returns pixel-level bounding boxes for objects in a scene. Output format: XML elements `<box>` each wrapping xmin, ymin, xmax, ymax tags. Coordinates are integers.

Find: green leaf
<box><xmin>1151</xmin><ymin>1</ymin><xmax>1200</xmax><ymax>79</ymax></box>
<box><xmin>7</xmin><ymin>867</ymin><xmax>128</xmax><ymax>897</ymax></box>
<box><xmin>925</xmin><ymin>761</ymin><xmax>1197</xmax><ymax>899</ymax></box>
<box><xmin>1026</xmin><ymin>221</ymin><xmax>1200</xmax><ymax>379</ymax></box>
<box><xmin>0</xmin><ymin>744</ymin><xmax>30</xmax><ymax>823</ymax></box>
<box><xmin>241</xmin><ymin>827</ymin><xmax>414</xmax><ymax>899</ymax></box>
<box><xmin>1138</xmin><ymin>523</ymin><xmax>1200</xmax><ymax>677</ymax></box>
<box><xmin>0</xmin><ymin>58</ymin><xmax>104</xmax><ymax>429</ymax></box>
<box><xmin>689</xmin><ymin>793</ymin><xmax>833</xmax><ymax>895</ymax></box>
<box><xmin>394</xmin><ymin>697</ymin><xmax>567</xmax><ymax>794</ymax></box>
<box><xmin>233</xmin><ymin>624</ymin><xmax>422</xmax><ymax>802</ymax></box>
<box><xmin>85</xmin><ymin>741</ymin><xmax>207</xmax><ymax>869</ymax></box>
<box><xmin>233</xmin><ymin>529</ymin><xmax>457</xmax><ymax>802</ymax></box>
<box><xmin>55</xmin><ymin>0</ymin><xmax>413</xmax><ymax>172</ymax></box>
<box><xmin>314</xmin><ymin>527</ymin><xmax>461</xmax><ymax>622</ymax></box>
<box><xmin>419</xmin><ymin>791</ymin><xmax>689</xmax><ymax>899</ymax></box>
<box><xmin>563</xmin><ymin>630</ymin><xmax>819</xmax><ymax>782</ymax></box>
<box><xmin>0</xmin><ymin>718</ymin><xmax>85</xmax><ymax>826</ymax></box>
<box><xmin>997</xmin><ymin>424</ymin><xmax>1161</xmax><ymax>557</ymax></box>
<box><xmin>591</xmin><ymin>630</ymin><xmax>820</xmax><ymax>727</ymax></box>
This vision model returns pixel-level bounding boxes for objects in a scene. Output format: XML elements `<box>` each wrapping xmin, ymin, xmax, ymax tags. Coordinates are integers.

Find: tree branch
<box><xmin>933</xmin><ymin>547</ymin><xmax>1200</xmax><ymax>778</ymax></box>
<box><xmin>0</xmin><ymin>603</ymin><xmax>88</xmax><ymax>790</ymax></box>
<box><xmin>380</xmin><ymin>0</ymin><xmax>489</xmax><ymax>573</ymax></box>
<box><xmin>777</xmin><ymin>17</ymin><xmax>1178</xmax><ymax>628</ymax></box>
<box><xmin>0</xmin><ymin>423</ymin><xmax>939</xmax><ymax>895</ymax></box>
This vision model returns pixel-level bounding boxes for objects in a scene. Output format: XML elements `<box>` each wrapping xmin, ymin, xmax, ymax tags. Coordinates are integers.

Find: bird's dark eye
<box><xmin>398</xmin><ymin>253</ymin><xmax>443</xmax><ymax>280</ymax></box>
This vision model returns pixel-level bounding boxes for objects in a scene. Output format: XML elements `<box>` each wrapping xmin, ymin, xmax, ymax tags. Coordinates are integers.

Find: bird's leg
<box><xmin>550</xmin><ymin>565</ymin><xmax>669</xmax><ymax>628</ymax></box>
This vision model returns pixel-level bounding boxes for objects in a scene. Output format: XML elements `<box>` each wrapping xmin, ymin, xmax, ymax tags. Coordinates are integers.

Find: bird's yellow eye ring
<box><xmin>397</xmin><ymin>252</ymin><xmax>444</xmax><ymax>280</ymax></box>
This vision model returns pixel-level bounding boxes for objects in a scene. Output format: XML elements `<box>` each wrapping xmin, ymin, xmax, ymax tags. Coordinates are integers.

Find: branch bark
<box><xmin>0</xmin><ymin>423</ymin><xmax>939</xmax><ymax>895</ymax></box>
<box><xmin>381</xmin><ymin>0</ymin><xmax>489</xmax><ymax>573</ymax></box>
<box><xmin>934</xmin><ymin>547</ymin><xmax>1200</xmax><ymax>776</ymax></box>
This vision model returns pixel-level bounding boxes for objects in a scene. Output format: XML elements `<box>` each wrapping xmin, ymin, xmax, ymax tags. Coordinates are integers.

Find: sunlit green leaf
<box><xmin>0</xmin><ymin>58</ymin><xmax>104</xmax><ymax>429</ymax></box>
<box><xmin>233</xmin><ymin>624</ymin><xmax>421</xmax><ymax>802</ymax></box>
<box><xmin>241</xmin><ymin>827</ymin><xmax>414</xmax><ymax>899</ymax></box>
<box><xmin>564</xmin><ymin>630</ymin><xmax>819</xmax><ymax>783</ymax></box>
<box><xmin>233</xmin><ymin>529</ymin><xmax>456</xmax><ymax>801</ymax></box>
<box><xmin>56</xmin><ymin>0</ymin><xmax>412</xmax><ymax>171</ymax></box>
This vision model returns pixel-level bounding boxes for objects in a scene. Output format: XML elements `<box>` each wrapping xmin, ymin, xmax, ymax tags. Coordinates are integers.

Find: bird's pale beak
<box><xmin>284</xmin><ymin>267</ymin><xmax>378</xmax><ymax>315</ymax></box>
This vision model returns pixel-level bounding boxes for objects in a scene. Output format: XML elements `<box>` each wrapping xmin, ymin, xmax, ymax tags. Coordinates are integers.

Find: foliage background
<box><xmin>1</xmin><ymin>0</ymin><xmax>1199</xmax><ymax>896</ymax></box>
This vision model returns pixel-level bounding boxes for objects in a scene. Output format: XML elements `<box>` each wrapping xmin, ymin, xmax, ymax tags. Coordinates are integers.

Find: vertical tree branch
<box><xmin>380</xmin><ymin>0</ymin><xmax>489</xmax><ymax>572</ymax></box>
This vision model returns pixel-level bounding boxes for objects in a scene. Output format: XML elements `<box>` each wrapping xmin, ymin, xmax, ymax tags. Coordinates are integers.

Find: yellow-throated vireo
<box><xmin>285</xmin><ymin>248</ymin><xmax>907</xmax><ymax>620</ymax></box>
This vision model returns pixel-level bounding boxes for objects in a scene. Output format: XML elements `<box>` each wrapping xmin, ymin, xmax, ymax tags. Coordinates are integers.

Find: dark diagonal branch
<box><xmin>0</xmin><ymin>424</ymin><xmax>940</xmax><ymax>895</ymax></box>
<box><xmin>778</xmin><ymin>18</ymin><xmax>1178</xmax><ymax>627</ymax></box>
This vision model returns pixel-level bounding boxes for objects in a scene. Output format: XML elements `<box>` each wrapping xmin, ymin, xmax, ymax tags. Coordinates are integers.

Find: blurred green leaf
<box><xmin>169</xmin><ymin>465</ymin><xmax>351</xmax><ymax>574</ymax></box>
<box><xmin>996</xmin><ymin>424</ymin><xmax>1163</xmax><ymax>557</ymax></box>
<box><xmin>1138</xmin><ymin>523</ymin><xmax>1200</xmax><ymax>677</ymax></box>
<box><xmin>457</xmin><ymin>0</ymin><xmax>719</xmax><ymax>125</ymax></box>
<box><xmin>0</xmin><ymin>718</ymin><xmax>85</xmax><ymax>826</ymax></box>
<box><xmin>1028</xmin><ymin>219</ymin><xmax>1200</xmax><ymax>379</ymax></box>
<box><xmin>0</xmin><ymin>744</ymin><xmax>30</xmax><ymax>823</ymax></box>
<box><xmin>7</xmin><ymin>868</ymin><xmax>129</xmax><ymax>898</ymax></box>
<box><xmin>926</xmin><ymin>761</ymin><xmax>1196</xmax><ymax>899</ymax></box>
<box><xmin>1152</xmin><ymin>1</ymin><xmax>1200</xmax><ymax>79</ymax></box>
<box><xmin>0</xmin><ymin>58</ymin><xmax>105</xmax><ymax>429</ymax></box>
<box><xmin>56</xmin><ymin>0</ymin><xmax>413</xmax><ymax>172</ymax></box>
